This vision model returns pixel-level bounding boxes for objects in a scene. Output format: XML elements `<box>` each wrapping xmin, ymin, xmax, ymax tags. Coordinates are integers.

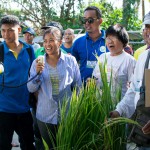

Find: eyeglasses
<box><xmin>81</xmin><ymin>18</ymin><xmax>98</xmax><ymax>24</ymax></box>
<box><xmin>106</xmin><ymin>37</ymin><xmax>118</xmax><ymax>42</ymax></box>
<box><xmin>64</xmin><ymin>32</ymin><xmax>73</xmax><ymax>36</ymax></box>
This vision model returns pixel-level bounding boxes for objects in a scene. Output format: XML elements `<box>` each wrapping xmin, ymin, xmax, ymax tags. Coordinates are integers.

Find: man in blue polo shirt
<box><xmin>72</xmin><ymin>6</ymin><xmax>108</xmax><ymax>83</ymax></box>
<box><xmin>0</xmin><ymin>15</ymin><xmax>35</xmax><ymax>150</ymax></box>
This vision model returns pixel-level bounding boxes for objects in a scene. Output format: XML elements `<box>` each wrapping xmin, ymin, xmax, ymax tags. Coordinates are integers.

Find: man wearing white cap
<box><xmin>110</xmin><ymin>12</ymin><xmax>150</xmax><ymax>150</ymax></box>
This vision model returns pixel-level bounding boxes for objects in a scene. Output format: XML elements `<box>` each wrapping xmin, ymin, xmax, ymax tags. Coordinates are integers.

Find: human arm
<box><xmin>27</xmin><ymin>58</ymin><xmax>44</xmax><ymax>93</ymax></box>
<box><xmin>71</xmin><ymin>40</ymin><xmax>80</xmax><ymax>62</ymax></box>
<box><xmin>142</xmin><ymin>120</ymin><xmax>150</xmax><ymax>134</ymax></box>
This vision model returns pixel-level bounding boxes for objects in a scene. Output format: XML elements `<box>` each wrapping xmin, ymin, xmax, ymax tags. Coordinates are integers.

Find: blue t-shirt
<box><xmin>61</xmin><ymin>44</ymin><xmax>72</xmax><ymax>54</ymax></box>
<box><xmin>72</xmin><ymin>30</ymin><xmax>108</xmax><ymax>82</ymax></box>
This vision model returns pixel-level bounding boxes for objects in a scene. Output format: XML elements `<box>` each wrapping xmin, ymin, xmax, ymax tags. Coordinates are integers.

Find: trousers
<box><xmin>0</xmin><ymin>111</ymin><xmax>35</xmax><ymax>150</ymax></box>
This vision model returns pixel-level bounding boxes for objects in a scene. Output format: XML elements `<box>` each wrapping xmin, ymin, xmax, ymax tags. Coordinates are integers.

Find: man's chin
<box><xmin>5</xmin><ymin>39</ymin><xmax>13</xmax><ymax>43</ymax></box>
<box><xmin>86</xmin><ymin>30</ymin><xmax>92</xmax><ymax>33</ymax></box>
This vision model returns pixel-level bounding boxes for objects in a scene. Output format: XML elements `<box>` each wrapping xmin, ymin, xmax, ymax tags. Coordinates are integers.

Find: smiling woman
<box><xmin>27</xmin><ymin>26</ymin><xmax>82</xmax><ymax>150</ymax></box>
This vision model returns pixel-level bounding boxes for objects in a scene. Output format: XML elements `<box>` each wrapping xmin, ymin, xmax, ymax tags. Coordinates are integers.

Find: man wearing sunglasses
<box><xmin>72</xmin><ymin>6</ymin><xmax>108</xmax><ymax>84</ymax></box>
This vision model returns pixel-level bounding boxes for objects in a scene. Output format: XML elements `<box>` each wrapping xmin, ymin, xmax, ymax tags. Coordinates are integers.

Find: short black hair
<box><xmin>41</xmin><ymin>21</ymin><xmax>64</xmax><ymax>36</ymax></box>
<box><xmin>43</xmin><ymin>27</ymin><xmax>62</xmax><ymax>41</ymax></box>
<box><xmin>106</xmin><ymin>24</ymin><xmax>129</xmax><ymax>48</ymax></box>
<box><xmin>0</xmin><ymin>15</ymin><xmax>20</xmax><ymax>27</ymax></box>
<box><xmin>84</xmin><ymin>6</ymin><xmax>102</xmax><ymax>19</ymax></box>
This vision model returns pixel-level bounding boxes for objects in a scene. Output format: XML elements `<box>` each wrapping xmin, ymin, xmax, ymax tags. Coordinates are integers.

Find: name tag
<box><xmin>86</xmin><ymin>61</ymin><xmax>97</xmax><ymax>68</ymax></box>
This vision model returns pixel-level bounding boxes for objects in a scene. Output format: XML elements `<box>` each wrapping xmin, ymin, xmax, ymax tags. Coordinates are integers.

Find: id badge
<box><xmin>86</xmin><ymin>61</ymin><xmax>97</xmax><ymax>68</ymax></box>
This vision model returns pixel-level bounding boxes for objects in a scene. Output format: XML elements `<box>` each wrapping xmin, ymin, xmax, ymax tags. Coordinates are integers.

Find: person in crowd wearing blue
<box><xmin>72</xmin><ymin>6</ymin><xmax>108</xmax><ymax>83</ymax></box>
<box><xmin>23</xmin><ymin>27</ymin><xmax>41</xmax><ymax>53</ymax></box>
<box><xmin>61</xmin><ymin>28</ymin><xmax>75</xmax><ymax>54</ymax></box>
<box><xmin>27</xmin><ymin>27</ymin><xmax>82</xmax><ymax>149</ymax></box>
<box><xmin>0</xmin><ymin>15</ymin><xmax>35</xmax><ymax>150</ymax></box>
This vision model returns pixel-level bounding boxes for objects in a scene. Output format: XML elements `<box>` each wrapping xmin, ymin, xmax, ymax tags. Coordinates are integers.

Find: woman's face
<box><xmin>43</xmin><ymin>32</ymin><xmax>62</xmax><ymax>56</ymax></box>
<box><xmin>106</xmin><ymin>35</ymin><xmax>124</xmax><ymax>56</ymax></box>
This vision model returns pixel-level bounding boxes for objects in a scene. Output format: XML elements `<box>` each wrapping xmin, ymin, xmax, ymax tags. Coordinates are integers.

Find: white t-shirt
<box><xmin>32</xmin><ymin>42</ymin><xmax>41</xmax><ymax>53</ymax></box>
<box><xmin>93</xmin><ymin>51</ymin><xmax>136</xmax><ymax>99</ymax></box>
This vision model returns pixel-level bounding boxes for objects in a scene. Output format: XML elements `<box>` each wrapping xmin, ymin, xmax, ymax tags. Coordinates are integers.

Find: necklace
<box><xmin>86</xmin><ymin>38</ymin><xmax>103</xmax><ymax>60</ymax></box>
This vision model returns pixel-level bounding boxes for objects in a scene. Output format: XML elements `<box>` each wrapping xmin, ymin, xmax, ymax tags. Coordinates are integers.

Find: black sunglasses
<box><xmin>81</xmin><ymin>18</ymin><xmax>98</xmax><ymax>24</ymax></box>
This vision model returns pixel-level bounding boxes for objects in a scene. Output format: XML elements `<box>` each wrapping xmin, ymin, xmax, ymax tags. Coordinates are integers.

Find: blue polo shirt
<box><xmin>61</xmin><ymin>44</ymin><xmax>72</xmax><ymax>54</ymax></box>
<box><xmin>0</xmin><ymin>41</ymin><xmax>35</xmax><ymax>113</ymax></box>
<box><xmin>72</xmin><ymin>30</ymin><xmax>108</xmax><ymax>82</ymax></box>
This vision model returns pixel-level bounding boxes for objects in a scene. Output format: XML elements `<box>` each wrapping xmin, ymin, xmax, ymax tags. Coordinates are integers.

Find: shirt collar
<box><xmin>3</xmin><ymin>40</ymin><xmax>30</xmax><ymax>54</ymax></box>
<box><xmin>44</xmin><ymin>49</ymin><xmax>66</xmax><ymax>62</ymax></box>
<box><xmin>86</xmin><ymin>30</ymin><xmax>105</xmax><ymax>40</ymax></box>
<box><xmin>40</xmin><ymin>47</ymin><xmax>45</xmax><ymax>52</ymax></box>
<box><xmin>59</xmin><ymin>50</ymin><xmax>66</xmax><ymax>61</ymax></box>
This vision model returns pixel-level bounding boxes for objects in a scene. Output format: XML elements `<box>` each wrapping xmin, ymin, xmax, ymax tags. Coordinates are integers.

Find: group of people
<box><xmin>0</xmin><ymin>5</ymin><xmax>150</xmax><ymax>150</ymax></box>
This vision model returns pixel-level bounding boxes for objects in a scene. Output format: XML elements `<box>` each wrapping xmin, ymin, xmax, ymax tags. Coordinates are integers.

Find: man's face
<box><xmin>63</xmin><ymin>29</ymin><xmax>74</xmax><ymax>43</ymax></box>
<box><xmin>1</xmin><ymin>24</ymin><xmax>21</xmax><ymax>44</ymax></box>
<box><xmin>143</xmin><ymin>24</ymin><xmax>150</xmax><ymax>46</ymax></box>
<box><xmin>82</xmin><ymin>10</ymin><xmax>102</xmax><ymax>33</ymax></box>
<box><xmin>24</xmin><ymin>32</ymin><xmax>34</xmax><ymax>44</ymax></box>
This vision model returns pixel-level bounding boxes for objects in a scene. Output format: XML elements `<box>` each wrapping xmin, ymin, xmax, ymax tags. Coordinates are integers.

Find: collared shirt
<box><xmin>0</xmin><ymin>41</ymin><xmax>35</xmax><ymax>113</ymax></box>
<box><xmin>35</xmin><ymin>47</ymin><xmax>45</xmax><ymax>58</ymax></box>
<box><xmin>72</xmin><ymin>30</ymin><xmax>109</xmax><ymax>82</ymax></box>
<box><xmin>116</xmin><ymin>49</ymin><xmax>150</xmax><ymax>118</ymax></box>
<box><xmin>61</xmin><ymin>44</ymin><xmax>73</xmax><ymax>54</ymax></box>
<box><xmin>27</xmin><ymin>52</ymin><xmax>82</xmax><ymax>124</ymax></box>
<box><xmin>134</xmin><ymin>45</ymin><xmax>147</xmax><ymax>60</ymax></box>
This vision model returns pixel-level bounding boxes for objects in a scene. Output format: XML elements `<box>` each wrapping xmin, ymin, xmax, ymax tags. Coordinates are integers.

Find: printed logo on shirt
<box><xmin>100</xmin><ymin>46</ymin><xmax>106</xmax><ymax>52</ymax></box>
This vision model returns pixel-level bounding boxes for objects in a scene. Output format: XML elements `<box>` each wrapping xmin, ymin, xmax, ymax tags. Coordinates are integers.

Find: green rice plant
<box><xmin>51</xmin><ymin>59</ymin><xmax>138</xmax><ymax>150</ymax></box>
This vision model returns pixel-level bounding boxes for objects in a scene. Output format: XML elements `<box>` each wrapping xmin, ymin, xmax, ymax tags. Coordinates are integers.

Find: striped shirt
<box><xmin>27</xmin><ymin>52</ymin><xmax>82</xmax><ymax>124</ymax></box>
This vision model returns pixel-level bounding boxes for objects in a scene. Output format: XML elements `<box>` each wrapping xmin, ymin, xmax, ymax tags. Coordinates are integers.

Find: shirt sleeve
<box><xmin>115</xmin><ymin>82</ymin><xmax>136</xmax><ymax>118</ymax></box>
<box><xmin>27</xmin><ymin>59</ymin><xmax>42</xmax><ymax>93</ymax></box>
<box><xmin>127</xmin><ymin>58</ymin><xmax>136</xmax><ymax>82</ymax></box>
<box><xmin>115</xmin><ymin>53</ymin><xmax>146</xmax><ymax>118</ymax></box>
<box><xmin>71</xmin><ymin>56</ymin><xmax>82</xmax><ymax>91</ymax></box>
<box><xmin>72</xmin><ymin>40</ymin><xmax>80</xmax><ymax>62</ymax></box>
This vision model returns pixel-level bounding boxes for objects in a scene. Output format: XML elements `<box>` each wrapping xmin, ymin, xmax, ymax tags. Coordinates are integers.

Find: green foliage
<box><xmin>88</xmin><ymin>1</ymin><xmax>142</xmax><ymax>31</ymax></box>
<box><xmin>122</xmin><ymin>0</ymin><xmax>142</xmax><ymax>30</ymax></box>
<box><xmin>0</xmin><ymin>0</ymin><xmax>143</xmax><ymax>33</ymax></box>
<box><xmin>51</xmin><ymin>61</ymin><xmax>139</xmax><ymax>150</ymax></box>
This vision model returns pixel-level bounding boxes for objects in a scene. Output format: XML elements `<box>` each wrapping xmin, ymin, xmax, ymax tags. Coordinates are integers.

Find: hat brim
<box><xmin>41</xmin><ymin>26</ymin><xmax>52</xmax><ymax>30</ymax></box>
<box><xmin>143</xmin><ymin>20</ymin><xmax>150</xmax><ymax>25</ymax></box>
<box><xmin>23</xmin><ymin>31</ymin><xmax>35</xmax><ymax>35</ymax></box>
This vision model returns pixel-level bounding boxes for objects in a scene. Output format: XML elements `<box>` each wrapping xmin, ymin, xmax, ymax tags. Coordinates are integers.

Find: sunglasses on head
<box><xmin>81</xmin><ymin>18</ymin><xmax>98</xmax><ymax>24</ymax></box>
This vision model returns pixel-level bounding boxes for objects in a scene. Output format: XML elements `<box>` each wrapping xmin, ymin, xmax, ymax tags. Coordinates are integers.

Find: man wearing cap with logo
<box><xmin>23</xmin><ymin>27</ymin><xmax>40</xmax><ymax>53</ymax></box>
<box><xmin>72</xmin><ymin>6</ymin><xmax>108</xmax><ymax>84</ymax></box>
<box><xmin>110</xmin><ymin>11</ymin><xmax>150</xmax><ymax>150</ymax></box>
<box><xmin>134</xmin><ymin>12</ymin><xmax>150</xmax><ymax>60</ymax></box>
<box><xmin>35</xmin><ymin>21</ymin><xmax>67</xmax><ymax>58</ymax></box>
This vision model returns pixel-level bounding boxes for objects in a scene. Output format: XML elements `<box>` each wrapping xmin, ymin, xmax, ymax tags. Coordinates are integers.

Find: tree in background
<box><xmin>0</xmin><ymin>0</ymin><xmax>143</xmax><ymax>34</ymax></box>
<box><xmin>122</xmin><ymin>0</ymin><xmax>142</xmax><ymax>30</ymax></box>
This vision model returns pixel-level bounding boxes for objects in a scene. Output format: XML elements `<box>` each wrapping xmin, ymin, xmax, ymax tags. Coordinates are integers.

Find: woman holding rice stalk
<box><xmin>27</xmin><ymin>27</ymin><xmax>82</xmax><ymax>150</ymax></box>
<box><xmin>93</xmin><ymin>24</ymin><xmax>136</xmax><ymax>99</ymax></box>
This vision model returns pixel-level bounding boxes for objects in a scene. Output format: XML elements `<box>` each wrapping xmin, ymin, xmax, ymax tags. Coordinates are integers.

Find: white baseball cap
<box><xmin>143</xmin><ymin>11</ymin><xmax>150</xmax><ymax>25</ymax></box>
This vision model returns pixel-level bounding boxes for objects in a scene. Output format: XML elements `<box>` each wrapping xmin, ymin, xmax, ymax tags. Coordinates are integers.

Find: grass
<box><xmin>45</xmin><ymin>59</ymin><xmax>139</xmax><ymax>150</ymax></box>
